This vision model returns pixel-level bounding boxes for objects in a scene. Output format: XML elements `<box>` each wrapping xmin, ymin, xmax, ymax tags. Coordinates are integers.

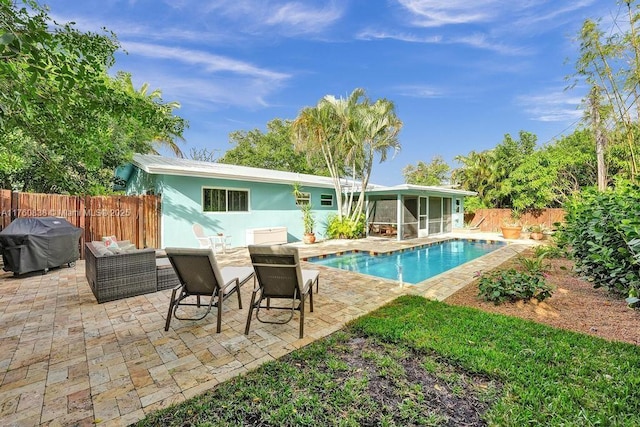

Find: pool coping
<box><xmin>302</xmin><ymin>236</ymin><xmax>508</xmax><ymax>261</ymax></box>
<box><xmin>301</xmin><ymin>237</ymin><xmax>532</xmax><ymax>298</ymax></box>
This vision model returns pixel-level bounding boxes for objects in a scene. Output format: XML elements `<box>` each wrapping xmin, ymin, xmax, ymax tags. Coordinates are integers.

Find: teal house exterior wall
<box><xmin>126</xmin><ymin>167</ymin><xmax>337</xmax><ymax>249</ymax></box>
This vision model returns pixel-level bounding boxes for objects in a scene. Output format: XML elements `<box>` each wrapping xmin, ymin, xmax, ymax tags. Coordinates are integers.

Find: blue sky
<box><xmin>43</xmin><ymin>0</ymin><xmax>610</xmax><ymax>185</ymax></box>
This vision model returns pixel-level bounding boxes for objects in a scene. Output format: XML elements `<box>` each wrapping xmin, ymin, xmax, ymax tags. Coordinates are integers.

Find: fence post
<box><xmin>137</xmin><ymin>196</ymin><xmax>144</xmax><ymax>248</ymax></box>
<box><xmin>10</xmin><ymin>191</ymin><xmax>19</xmax><ymax>221</ymax></box>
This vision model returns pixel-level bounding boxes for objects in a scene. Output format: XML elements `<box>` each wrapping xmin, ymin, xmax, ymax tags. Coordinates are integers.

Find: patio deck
<box><xmin>0</xmin><ymin>233</ymin><xmax>532</xmax><ymax>426</ymax></box>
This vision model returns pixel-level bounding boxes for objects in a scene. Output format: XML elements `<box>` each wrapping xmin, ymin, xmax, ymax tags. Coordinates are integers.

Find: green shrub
<box><xmin>564</xmin><ymin>182</ymin><xmax>640</xmax><ymax>296</ymax></box>
<box><xmin>326</xmin><ymin>214</ymin><xmax>366</xmax><ymax>239</ymax></box>
<box><xmin>478</xmin><ymin>269</ymin><xmax>553</xmax><ymax>305</ymax></box>
<box><xmin>515</xmin><ymin>251</ymin><xmax>548</xmax><ymax>273</ymax></box>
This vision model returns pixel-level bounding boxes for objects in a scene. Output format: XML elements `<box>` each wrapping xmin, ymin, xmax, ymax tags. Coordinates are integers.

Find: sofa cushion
<box><xmin>95</xmin><ymin>244</ymin><xmax>113</xmax><ymax>256</ymax></box>
<box><xmin>102</xmin><ymin>235</ymin><xmax>119</xmax><ymax>249</ymax></box>
<box><xmin>99</xmin><ymin>236</ymin><xmax>137</xmax><ymax>253</ymax></box>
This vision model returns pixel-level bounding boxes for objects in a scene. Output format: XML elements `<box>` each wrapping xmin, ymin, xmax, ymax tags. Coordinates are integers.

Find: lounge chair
<box><xmin>468</xmin><ymin>216</ymin><xmax>485</xmax><ymax>230</ymax></box>
<box><xmin>245</xmin><ymin>245</ymin><xmax>319</xmax><ymax>339</ymax></box>
<box><xmin>164</xmin><ymin>247</ymin><xmax>254</xmax><ymax>333</ymax></box>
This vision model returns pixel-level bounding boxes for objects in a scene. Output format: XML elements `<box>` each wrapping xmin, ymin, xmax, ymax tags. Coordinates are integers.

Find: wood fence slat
<box><xmin>1</xmin><ymin>190</ymin><xmax>160</xmax><ymax>258</ymax></box>
<box><xmin>467</xmin><ymin>208</ymin><xmax>566</xmax><ymax>232</ymax></box>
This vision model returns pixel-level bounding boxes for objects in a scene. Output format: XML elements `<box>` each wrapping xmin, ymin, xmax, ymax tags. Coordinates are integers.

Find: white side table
<box><xmin>211</xmin><ymin>234</ymin><xmax>232</xmax><ymax>254</ymax></box>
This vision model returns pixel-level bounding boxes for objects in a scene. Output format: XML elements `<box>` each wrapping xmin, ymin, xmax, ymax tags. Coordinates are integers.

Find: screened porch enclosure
<box><xmin>366</xmin><ymin>195</ymin><xmax>452</xmax><ymax>240</ymax></box>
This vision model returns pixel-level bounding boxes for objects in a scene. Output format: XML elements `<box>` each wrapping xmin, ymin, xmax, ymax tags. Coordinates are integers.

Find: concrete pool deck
<box><xmin>0</xmin><ymin>232</ymin><xmax>535</xmax><ymax>426</ymax></box>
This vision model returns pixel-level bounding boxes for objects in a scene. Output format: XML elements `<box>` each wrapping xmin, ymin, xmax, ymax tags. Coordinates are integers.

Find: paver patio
<box><xmin>0</xmin><ymin>233</ymin><xmax>531</xmax><ymax>426</ymax></box>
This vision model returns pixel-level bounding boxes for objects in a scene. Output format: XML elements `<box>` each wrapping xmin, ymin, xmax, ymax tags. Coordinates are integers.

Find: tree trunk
<box><xmin>589</xmin><ymin>87</ymin><xmax>608</xmax><ymax>191</ymax></box>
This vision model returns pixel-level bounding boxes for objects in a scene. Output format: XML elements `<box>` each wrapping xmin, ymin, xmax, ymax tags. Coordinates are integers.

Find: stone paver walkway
<box><xmin>0</xmin><ymin>233</ymin><xmax>532</xmax><ymax>426</ymax></box>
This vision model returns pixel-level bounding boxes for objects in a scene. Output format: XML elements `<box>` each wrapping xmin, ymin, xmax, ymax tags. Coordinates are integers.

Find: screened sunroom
<box><xmin>362</xmin><ymin>185</ymin><xmax>474</xmax><ymax>240</ymax></box>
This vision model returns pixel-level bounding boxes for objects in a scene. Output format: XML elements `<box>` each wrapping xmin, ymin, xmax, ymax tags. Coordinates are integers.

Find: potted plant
<box><xmin>500</xmin><ymin>209</ymin><xmax>522</xmax><ymax>239</ymax></box>
<box><xmin>293</xmin><ymin>183</ymin><xmax>316</xmax><ymax>244</ymax></box>
<box><xmin>529</xmin><ymin>224</ymin><xmax>545</xmax><ymax>240</ymax></box>
<box><xmin>300</xmin><ymin>203</ymin><xmax>316</xmax><ymax>244</ymax></box>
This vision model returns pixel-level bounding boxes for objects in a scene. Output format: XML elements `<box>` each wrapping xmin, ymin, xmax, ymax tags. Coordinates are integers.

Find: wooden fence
<box><xmin>0</xmin><ymin>190</ymin><xmax>161</xmax><ymax>258</ymax></box>
<box><xmin>464</xmin><ymin>208</ymin><xmax>566</xmax><ymax>232</ymax></box>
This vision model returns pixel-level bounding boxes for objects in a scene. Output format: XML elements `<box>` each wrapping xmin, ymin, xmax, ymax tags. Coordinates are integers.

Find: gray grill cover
<box><xmin>0</xmin><ymin>217</ymin><xmax>83</xmax><ymax>275</ymax></box>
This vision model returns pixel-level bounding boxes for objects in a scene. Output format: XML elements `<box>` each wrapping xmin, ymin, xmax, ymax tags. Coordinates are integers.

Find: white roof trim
<box><xmin>130</xmin><ymin>154</ymin><xmax>476</xmax><ymax>197</ymax></box>
<box><xmin>364</xmin><ymin>183</ymin><xmax>476</xmax><ymax>196</ymax></box>
<box><xmin>132</xmin><ymin>154</ymin><xmax>339</xmax><ymax>188</ymax></box>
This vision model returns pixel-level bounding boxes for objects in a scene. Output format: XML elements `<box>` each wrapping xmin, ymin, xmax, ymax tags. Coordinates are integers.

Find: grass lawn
<box><xmin>134</xmin><ymin>296</ymin><xmax>640</xmax><ymax>426</ymax></box>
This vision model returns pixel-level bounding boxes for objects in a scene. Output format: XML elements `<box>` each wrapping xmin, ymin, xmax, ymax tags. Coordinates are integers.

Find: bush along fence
<box><xmin>563</xmin><ymin>183</ymin><xmax>640</xmax><ymax>299</ymax></box>
<box><xmin>463</xmin><ymin>208</ymin><xmax>566</xmax><ymax>232</ymax></box>
<box><xmin>0</xmin><ymin>190</ymin><xmax>161</xmax><ymax>258</ymax></box>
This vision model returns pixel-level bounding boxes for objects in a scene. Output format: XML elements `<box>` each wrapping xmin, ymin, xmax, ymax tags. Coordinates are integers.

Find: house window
<box><xmin>203</xmin><ymin>188</ymin><xmax>249</xmax><ymax>212</ymax></box>
<box><xmin>320</xmin><ymin>194</ymin><xmax>334</xmax><ymax>207</ymax></box>
<box><xmin>295</xmin><ymin>191</ymin><xmax>311</xmax><ymax>206</ymax></box>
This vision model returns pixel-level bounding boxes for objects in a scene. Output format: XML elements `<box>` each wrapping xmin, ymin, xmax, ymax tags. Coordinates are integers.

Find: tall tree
<box><xmin>586</xmin><ymin>86</ymin><xmax>608</xmax><ymax>190</ymax></box>
<box><xmin>292</xmin><ymin>97</ymin><xmax>348</xmax><ymax>217</ymax></box>
<box><xmin>120</xmin><ymin>72</ymin><xmax>185</xmax><ymax>158</ymax></box>
<box><xmin>403</xmin><ymin>156</ymin><xmax>451</xmax><ymax>186</ymax></box>
<box><xmin>0</xmin><ymin>0</ymin><xmax>186</xmax><ymax>193</ymax></box>
<box><xmin>291</xmin><ymin>88</ymin><xmax>402</xmax><ymax>221</ymax></box>
<box><xmin>573</xmin><ymin>3</ymin><xmax>640</xmax><ymax>182</ymax></box>
<box><xmin>451</xmin><ymin>131</ymin><xmax>537</xmax><ymax>209</ymax></box>
<box><xmin>218</xmin><ymin>118</ymin><xmax>328</xmax><ymax>175</ymax></box>
<box><xmin>504</xmin><ymin>129</ymin><xmax>596</xmax><ymax>210</ymax></box>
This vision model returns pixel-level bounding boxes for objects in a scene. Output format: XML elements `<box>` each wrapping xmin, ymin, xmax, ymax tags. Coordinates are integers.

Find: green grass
<box><xmin>134</xmin><ymin>296</ymin><xmax>640</xmax><ymax>426</ymax></box>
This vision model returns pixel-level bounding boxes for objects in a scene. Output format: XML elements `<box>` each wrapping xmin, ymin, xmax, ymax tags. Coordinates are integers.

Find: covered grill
<box><xmin>0</xmin><ymin>217</ymin><xmax>83</xmax><ymax>275</ymax></box>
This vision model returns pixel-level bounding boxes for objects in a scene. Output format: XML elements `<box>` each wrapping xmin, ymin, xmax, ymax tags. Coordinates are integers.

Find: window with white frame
<box><xmin>203</xmin><ymin>188</ymin><xmax>249</xmax><ymax>212</ymax></box>
<box><xmin>320</xmin><ymin>194</ymin><xmax>334</xmax><ymax>207</ymax></box>
<box><xmin>295</xmin><ymin>191</ymin><xmax>311</xmax><ymax>206</ymax></box>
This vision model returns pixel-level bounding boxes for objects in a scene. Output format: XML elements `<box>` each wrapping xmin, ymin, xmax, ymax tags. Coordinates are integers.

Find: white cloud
<box><xmin>265</xmin><ymin>2</ymin><xmax>344</xmax><ymax>33</ymax></box>
<box><xmin>393</xmin><ymin>84</ymin><xmax>445</xmax><ymax>98</ymax></box>
<box><xmin>516</xmin><ymin>90</ymin><xmax>584</xmax><ymax>122</ymax></box>
<box><xmin>357</xmin><ymin>29</ymin><xmax>525</xmax><ymax>55</ymax></box>
<box><xmin>357</xmin><ymin>29</ymin><xmax>442</xmax><ymax>43</ymax></box>
<box><xmin>121</xmin><ymin>41</ymin><xmax>290</xmax><ymax>81</ymax></box>
<box><xmin>130</xmin><ymin>71</ymin><xmax>284</xmax><ymax>110</ymax></box>
<box><xmin>203</xmin><ymin>0</ymin><xmax>344</xmax><ymax>35</ymax></box>
<box><xmin>396</xmin><ymin>0</ymin><xmax>501</xmax><ymax>27</ymax></box>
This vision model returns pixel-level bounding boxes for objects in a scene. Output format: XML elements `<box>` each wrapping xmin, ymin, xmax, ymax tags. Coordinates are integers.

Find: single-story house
<box><xmin>117</xmin><ymin>154</ymin><xmax>475</xmax><ymax>249</ymax></box>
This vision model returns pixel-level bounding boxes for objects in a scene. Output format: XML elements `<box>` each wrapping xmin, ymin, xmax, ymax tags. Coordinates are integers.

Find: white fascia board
<box><xmin>133</xmin><ymin>159</ymin><xmax>337</xmax><ymax>189</ymax></box>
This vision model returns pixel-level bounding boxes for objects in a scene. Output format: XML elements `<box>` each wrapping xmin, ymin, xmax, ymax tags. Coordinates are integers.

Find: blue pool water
<box><xmin>308</xmin><ymin>239</ymin><xmax>505</xmax><ymax>284</ymax></box>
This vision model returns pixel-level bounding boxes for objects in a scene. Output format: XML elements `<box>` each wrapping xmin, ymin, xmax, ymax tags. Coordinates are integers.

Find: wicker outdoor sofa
<box><xmin>85</xmin><ymin>241</ymin><xmax>179</xmax><ymax>303</ymax></box>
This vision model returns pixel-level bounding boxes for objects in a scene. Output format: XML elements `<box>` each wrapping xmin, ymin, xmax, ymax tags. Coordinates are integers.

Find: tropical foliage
<box><xmin>563</xmin><ymin>182</ymin><xmax>640</xmax><ymax>297</ymax></box>
<box><xmin>219</xmin><ymin>118</ymin><xmax>328</xmax><ymax>175</ymax></box>
<box><xmin>291</xmin><ymin>88</ymin><xmax>402</xmax><ymax>226</ymax></box>
<box><xmin>325</xmin><ymin>213</ymin><xmax>366</xmax><ymax>240</ymax></box>
<box><xmin>572</xmin><ymin>0</ymin><xmax>640</xmax><ymax>184</ymax></box>
<box><xmin>451</xmin><ymin>130</ymin><xmax>537</xmax><ymax>209</ymax></box>
<box><xmin>0</xmin><ymin>0</ymin><xmax>186</xmax><ymax>194</ymax></box>
<box><xmin>402</xmin><ymin>156</ymin><xmax>450</xmax><ymax>186</ymax></box>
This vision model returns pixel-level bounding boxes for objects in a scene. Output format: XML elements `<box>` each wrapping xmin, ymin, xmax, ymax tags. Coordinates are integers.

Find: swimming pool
<box><xmin>307</xmin><ymin>239</ymin><xmax>505</xmax><ymax>284</ymax></box>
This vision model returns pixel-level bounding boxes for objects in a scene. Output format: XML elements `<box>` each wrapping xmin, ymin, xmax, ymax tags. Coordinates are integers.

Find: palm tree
<box><xmin>346</xmin><ymin>96</ymin><xmax>402</xmax><ymax>221</ymax></box>
<box><xmin>120</xmin><ymin>72</ymin><xmax>185</xmax><ymax>158</ymax></box>
<box><xmin>292</xmin><ymin>88</ymin><xmax>402</xmax><ymax>221</ymax></box>
<box><xmin>291</xmin><ymin>98</ymin><xmax>346</xmax><ymax>218</ymax></box>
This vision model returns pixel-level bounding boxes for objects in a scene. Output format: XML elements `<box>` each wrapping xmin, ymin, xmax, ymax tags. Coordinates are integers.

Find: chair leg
<box><xmin>299</xmin><ymin>293</ymin><xmax>305</xmax><ymax>339</ymax></box>
<box><xmin>244</xmin><ymin>290</ymin><xmax>258</xmax><ymax>335</ymax></box>
<box><xmin>236</xmin><ymin>281</ymin><xmax>242</xmax><ymax>309</ymax></box>
<box><xmin>216</xmin><ymin>296</ymin><xmax>223</xmax><ymax>333</ymax></box>
<box><xmin>165</xmin><ymin>287</ymin><xmax>179</xmax><ymax>331</ymax></box>
<box><xmin>309</xmin><ymin>287</ymin><xmax>313</xmax><ymax>312</ymax></box>
<box><xmin>316</xmin><ymin>277</ymin><xmax>319</xmax><ymax>293</ymax></box>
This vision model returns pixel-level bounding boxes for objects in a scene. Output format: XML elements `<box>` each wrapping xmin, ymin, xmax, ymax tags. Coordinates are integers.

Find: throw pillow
<box><xmin>102</xmin><ymin>235</ymin><xmax>119</xmax><ymax>249</ymax></box>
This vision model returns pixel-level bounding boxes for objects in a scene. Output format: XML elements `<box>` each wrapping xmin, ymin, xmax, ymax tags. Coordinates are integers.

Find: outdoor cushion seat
<box><xmin>245</xmin><ymin>244</ymin><xmax>319</xmax><ymax>339</ymax></box>
<box><xmin>85</xmin><ymin>241</ymin><xmax>157</xmax><ymax>303</ymax></box>
<box><xmin>164</xmin><ymin>247</ymin><xmax>254</xmax><ymax>333</ymax></box>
